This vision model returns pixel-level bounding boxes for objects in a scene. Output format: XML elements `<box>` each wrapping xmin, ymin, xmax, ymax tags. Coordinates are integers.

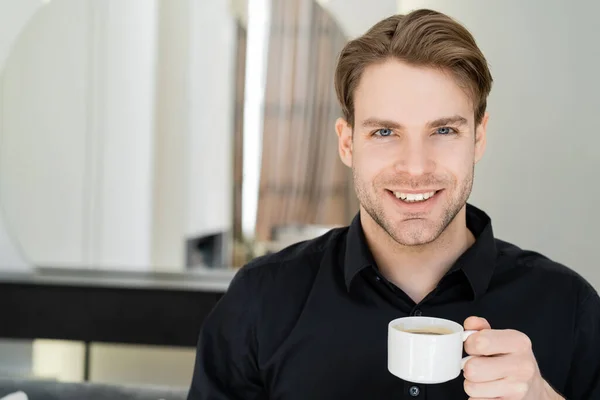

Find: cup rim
<box><xmin>388</xmin><ymin>316</ymin><xmax>463</xmax><ymax>336</ymax></box>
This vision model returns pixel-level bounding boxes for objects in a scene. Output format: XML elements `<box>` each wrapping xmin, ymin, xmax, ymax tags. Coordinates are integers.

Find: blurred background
<box><xmin>0</xmin><ymin>0</ymin><xmax>598</xmax><ymax>393</ymax></box>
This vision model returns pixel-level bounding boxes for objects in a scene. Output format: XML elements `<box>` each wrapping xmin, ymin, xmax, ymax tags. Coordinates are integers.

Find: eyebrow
<box><xmin>361</xmin><ymin>115</ymin><xmax>469</xmax><ymax>130</ymax></box>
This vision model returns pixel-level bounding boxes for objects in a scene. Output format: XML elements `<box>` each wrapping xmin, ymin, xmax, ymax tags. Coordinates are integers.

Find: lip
<box><xmin>388</xmin><ymin>189</ymin><xmax>441</xmax><ymax>195</ymax></box>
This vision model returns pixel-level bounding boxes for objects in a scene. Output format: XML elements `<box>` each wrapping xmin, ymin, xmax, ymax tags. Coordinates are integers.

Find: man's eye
<box><xmin>374</xmin><ymin>128</ymin><xmax>393</xmax><ymax>137</ymax></box>
<box><xmin>436</xmin><ymin>127</ymin><xmax>456</xmax><ymax>135</ymax></box>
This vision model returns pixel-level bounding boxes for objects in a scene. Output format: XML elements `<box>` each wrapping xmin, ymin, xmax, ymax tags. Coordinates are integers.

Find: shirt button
<box><xmin>413</xmin><ymin>309</ymin><xmax>422</xmax><ymax>316</ymax></box>
<box><xmin>375</xmin><ymin>275</ymin><xmax>381</xmax><ymax>282</ymax></box>
<box><xmin>409</xmin><ymin>386</ymin><xmax>420</xmax><ymax>397</ymax></box>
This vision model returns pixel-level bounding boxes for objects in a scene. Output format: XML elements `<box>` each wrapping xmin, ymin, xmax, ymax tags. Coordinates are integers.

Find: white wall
<box><xmin>150</xmin><ymin>0</ymin><xmax>191</xmax><ymax>269</ymax></box>
<box><xmin>398</xmin><ymin>0</ymin><xmax>600</xmax><ymax>289</ymax></box>
<box><xmin>319</xmin><ymin>0</ymin><xmax>397</xmax><ymax>38</ymax></box>
<box><xmin>187</xmin><ymin>0</ymin><xmax>236</xmax><ymax>239</ymax></box>
<box><xmin>0</xmin><ymin>0</ymin><xmax>235</xmax><ymax>270</ymax></box>
<box><xmin>151</xmin><ymin>0</ymin><xmax>237</xmax><ymax>268</ymax></box>
<box><xmin>1</xmin><ymin>0</ymin><xmax>90</xmax><ymax>266</ymax></box>
<box><xmin>90</xmin><ymin>0</ymin><xmax>158</xmax><ymax>267</ymax></box>
<box><xmin>0</xmin><ymin>0</ymin><xmax>158</xmax><ymax>269</ymax></box>
<box><xmin>0</xmin><ymin>0</ymin><xmax>45</xmax><ymax>70</ymax></box>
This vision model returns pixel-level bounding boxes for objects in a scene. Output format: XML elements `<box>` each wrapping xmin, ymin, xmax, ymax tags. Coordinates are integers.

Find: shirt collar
<box><xmin>343</xmin><ymin>203</ymin><xmax>497</xmax><ymax>300</ymax></box>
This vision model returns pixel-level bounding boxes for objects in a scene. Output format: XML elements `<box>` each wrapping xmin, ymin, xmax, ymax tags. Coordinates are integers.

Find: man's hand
<box><xmin>462</xmin><ymin>316</ymin><xmax>564</xmax><ymax>400</ymax></box>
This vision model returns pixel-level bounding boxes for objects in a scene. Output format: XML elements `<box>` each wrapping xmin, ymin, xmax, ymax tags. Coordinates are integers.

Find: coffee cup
<box><xmin>388</xmin><ymin>316</ymin><xmax>476</xmax><ymax>384</ymax></box>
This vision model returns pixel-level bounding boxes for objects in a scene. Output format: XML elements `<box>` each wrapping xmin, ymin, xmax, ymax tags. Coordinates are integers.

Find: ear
<box><xmin>336</xmin><ymin>117</ymin><xmax>353</xmax><ymax>168</ymax></box>
<box><xmin>474</xmin><ymin>112</ymin><xmax>489</xmax><ymax>164</ymax></box>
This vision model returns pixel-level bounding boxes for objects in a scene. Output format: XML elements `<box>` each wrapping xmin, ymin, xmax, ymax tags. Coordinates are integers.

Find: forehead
<box><xmin>353</xmin><ymin>59</ymin><xmax>474</xmax><ymax>126</ymax></box>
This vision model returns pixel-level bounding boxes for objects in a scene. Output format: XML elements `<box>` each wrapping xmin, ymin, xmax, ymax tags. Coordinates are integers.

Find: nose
<box><xmin>394</xmin><ymin>137</ymin><xmax>432</xmax><ymax>176</ymax></box>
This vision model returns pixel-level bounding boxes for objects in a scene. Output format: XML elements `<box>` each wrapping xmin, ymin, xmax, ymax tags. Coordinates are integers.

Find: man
<box><xmin>188</xmin><ymin>9</ymin><xmax>600</xmax><ymax>400</ymax></box>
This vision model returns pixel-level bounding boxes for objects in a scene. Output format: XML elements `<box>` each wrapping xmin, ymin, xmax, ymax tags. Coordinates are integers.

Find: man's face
<box><xmin>336</xmin><ymin>59</ymin><xmax>488</xmax><ymax>246</ymax></box>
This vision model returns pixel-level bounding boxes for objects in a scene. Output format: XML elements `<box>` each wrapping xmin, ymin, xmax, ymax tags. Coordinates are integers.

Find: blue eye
<box><xmin>375</xmin><ymin>128</ymin><xmax>393</xmax><ymax>137</ymax></box>
<box><xmin>436</xmin><ymin>127</ymin><xmax>456</xmax><ymax>135</ymax></box>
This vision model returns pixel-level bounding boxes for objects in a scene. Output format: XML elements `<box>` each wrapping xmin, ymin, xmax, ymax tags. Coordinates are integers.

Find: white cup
<box><xmin>388</xmin><ymin>316</ymin><xmax>476</xmax><ymax>384</ymax></box>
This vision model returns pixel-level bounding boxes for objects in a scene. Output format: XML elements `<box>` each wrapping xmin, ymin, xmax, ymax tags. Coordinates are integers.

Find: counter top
<box><xmin>0</xmin><ymin>266</ymin><xmax>236</xmax><ymax>292</ymax></box>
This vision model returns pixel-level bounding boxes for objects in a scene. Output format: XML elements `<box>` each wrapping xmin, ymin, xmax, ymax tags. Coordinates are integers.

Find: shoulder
<box><xmin>225</xmin><ymin>227</ymin><xmax>349</xmax><ymax>359</ymax></box>
<box><xmin>208</xmin><ymin>226</ymin><xmax>347</xmax><ymax>324</ymax></box>
<box><xmin>236</xmin><ymin>226</ymin><xmax>348</xmax><ymax>287</ymax></box>
<box><xmin>223</xmin><ymin>226</ymin><xmax>349</xmax><ymax>311</ymax></box>
<box><xmin>495</xmin><ymin>238</ymin><xmax>597</xmax><ymax>303</ymax></box>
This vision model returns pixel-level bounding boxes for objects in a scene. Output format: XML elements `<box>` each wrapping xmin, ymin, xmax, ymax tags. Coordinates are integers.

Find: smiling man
<box><xmin>187</xmin><ymin>9</ymin><xmax>600</xmax><ymax>400</ymax></box>
<box><xmin>338</xmin><ymin>62</ymin><xmax>487</xmax><ymax>305</ymax></box>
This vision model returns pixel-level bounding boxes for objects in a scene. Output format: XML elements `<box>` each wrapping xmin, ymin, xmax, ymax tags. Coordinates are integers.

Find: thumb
<box><xmin>464</xmin><ymin>316</ymin><xmax>491</xmax><ymax>331</ymax></box>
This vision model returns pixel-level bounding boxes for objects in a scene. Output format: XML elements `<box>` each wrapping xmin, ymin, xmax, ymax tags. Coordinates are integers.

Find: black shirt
<box><xmin>187</xmin><ymin>204</ymin><xmax>600</xmax><ymax>399</ymax></box>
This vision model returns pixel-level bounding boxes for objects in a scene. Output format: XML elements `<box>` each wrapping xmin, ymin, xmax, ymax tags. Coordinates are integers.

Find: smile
<box><xmin>392</xmin><ymin>190</ymin><xmax>440</xmax><ymax>203</ymax></box>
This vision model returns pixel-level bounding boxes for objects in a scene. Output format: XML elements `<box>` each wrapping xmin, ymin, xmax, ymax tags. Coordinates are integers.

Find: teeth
<box><xmin>394</xmin><ymin>191</ymin><xmax>437</xmax><ymax>202</ymax></box>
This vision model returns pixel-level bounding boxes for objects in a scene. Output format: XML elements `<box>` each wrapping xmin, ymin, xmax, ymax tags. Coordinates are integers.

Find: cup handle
<box><xmin>462</xmin><ymin>330</ymin><xmax>477</xmax><ymax>342</ymax></box>
<box><xmin>461</xmin><ymin>330</ymin><xmax>477</xmax><ymax>370</ymax></box>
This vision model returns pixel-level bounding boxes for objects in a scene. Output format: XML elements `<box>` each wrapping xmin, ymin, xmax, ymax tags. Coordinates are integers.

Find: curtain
<box><xmin>232</xmin><ymin>21</ymin><xmax>247</xmax><ymax>243</ymax></box>
<box><xmin>232</xmin><ymin>21</ymin><xmax>248</xmax><ymax>267</ymax></box>
<box><xmin>254</xmin><ymin>0</ymin><xmax>358</xmax><ymax>242</ymax></box>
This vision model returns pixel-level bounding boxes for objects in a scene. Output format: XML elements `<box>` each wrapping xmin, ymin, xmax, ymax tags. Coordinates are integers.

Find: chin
<box><xmin>394</xmin><ymin>234</ymin><xmax>439</xmax><ymax>247</ymax></box>
<box><xmin>388</xmin><ymin>219</ymin><xmax>442</xmax><ymax>246</ymax></box>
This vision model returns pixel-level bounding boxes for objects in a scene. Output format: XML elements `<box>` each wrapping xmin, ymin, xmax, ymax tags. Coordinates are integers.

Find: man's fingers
<box><xmin>463</xmin><ymin>354</ymin><xmax>524</xmax><ymax>382</ymax></box>
<box><xmin>464</xmin><ymin>377</ymin><xmax>530</xmax><ymax>398</ymax></box>
<box><xmin>465</xmin><ymin>329</ymin><xmax>532</xmax><ymax>356</ymax></box>
<box><xmin>464</xmin><ymin>316</ymin><xmax>491</xmax><ymax>331</ymax></box>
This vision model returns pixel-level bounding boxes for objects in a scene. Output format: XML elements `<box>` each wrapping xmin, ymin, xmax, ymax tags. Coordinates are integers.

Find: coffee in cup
<box><xmin>398</xmin><ymin>326</ymin><xmax>454</xmax><ymax>335</ymax></box>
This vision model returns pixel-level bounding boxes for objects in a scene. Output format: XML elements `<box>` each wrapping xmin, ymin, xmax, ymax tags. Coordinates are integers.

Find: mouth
<box><xmin>387</xmin><ymin>189</ymin><xmax>442</xmax><ymax>203</ymax></box>
<box><xmin>384</xmin><ymin>189</ymin><xmax>443</xmax><ymax>213</ymax></box>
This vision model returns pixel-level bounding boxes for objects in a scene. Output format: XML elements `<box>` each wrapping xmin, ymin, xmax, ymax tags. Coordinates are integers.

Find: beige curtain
<box><xmin>231</xmin><ymin>21</ymin><xmax>250</xmax><ymax>268</ymax></box>
<box><xmin>255</xmin><ymin>0</ymin><xmax>358</xmax><ymax>242</ymax></box>
<box><xmin>232</xmin><ymin>21</ymin><xmax>247</xmax><ymax>244</ymax></box>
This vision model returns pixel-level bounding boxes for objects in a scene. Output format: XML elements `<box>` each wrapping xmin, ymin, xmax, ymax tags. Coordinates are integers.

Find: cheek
<box><xmin>354</xmin><ymin>141</ymin><xmax>396</xmax><ymax>175</ymax></box>
<box><xmin>431</xmin><ymin>141</ymin><xmax>475</xmax><ymax>174</ymax></box>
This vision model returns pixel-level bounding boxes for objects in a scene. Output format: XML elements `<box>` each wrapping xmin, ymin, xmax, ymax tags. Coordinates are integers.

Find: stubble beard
<box><xmin>353</xmin><ymin>165</ymin><xmax>474</xmax><ymax>247</ymax></box>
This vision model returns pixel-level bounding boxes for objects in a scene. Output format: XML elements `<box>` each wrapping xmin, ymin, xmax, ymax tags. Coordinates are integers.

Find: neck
<box><xmin>361</xmin><ymin>206</ymin><xmax>475</xmax><ymax>304</ymax></box>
